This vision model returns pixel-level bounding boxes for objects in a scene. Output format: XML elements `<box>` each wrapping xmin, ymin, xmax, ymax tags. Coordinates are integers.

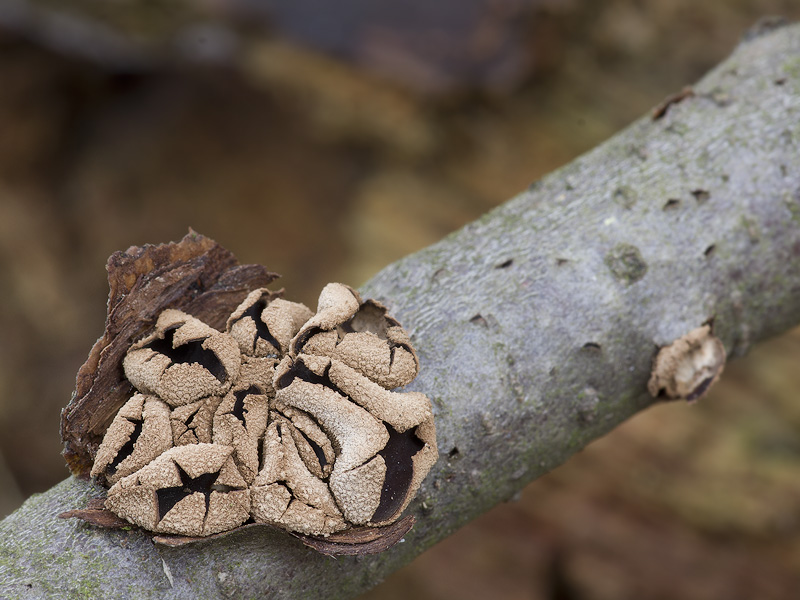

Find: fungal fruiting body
<box><xmin>92</xmin><ymin>284</ymin><xmax>437</xmax><ymax>538</ymax></box>
<box><xmin>647</xmin><ymin>325</ymin><xmax>726</xmax><ymax>402</ymax></box>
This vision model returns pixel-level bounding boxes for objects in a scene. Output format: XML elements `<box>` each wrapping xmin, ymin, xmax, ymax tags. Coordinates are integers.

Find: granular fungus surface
<box><xmin>88</xmin><ymin>277</ymin><xmax>437</xmax><ymax>539</ymax></box>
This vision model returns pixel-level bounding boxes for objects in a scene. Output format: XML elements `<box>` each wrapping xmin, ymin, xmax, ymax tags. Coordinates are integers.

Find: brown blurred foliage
<box><xmin>1</xmin><ymin>1</ymin><xmax>799</xmax><ymax>598</ymax></box>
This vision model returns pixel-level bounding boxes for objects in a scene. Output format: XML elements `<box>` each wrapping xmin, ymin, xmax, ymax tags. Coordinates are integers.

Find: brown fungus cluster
<box><xmin>90</xmin><ymin>283</ymin><xmax>437</xmax><ymax>538</ymax></box>
<box><xmin>647</xmin><ymin>325</ymin><xmax>726</xmax><ymax>403</ymax></box>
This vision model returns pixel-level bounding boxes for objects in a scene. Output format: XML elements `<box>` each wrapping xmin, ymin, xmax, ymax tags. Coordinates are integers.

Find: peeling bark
<box><xmin>2</xmin><ymin>21</ymin><xmax>800</xmax><ymax>600</ymax></box>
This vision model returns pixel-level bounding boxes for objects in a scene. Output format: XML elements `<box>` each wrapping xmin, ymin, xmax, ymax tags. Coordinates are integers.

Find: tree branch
<box><xmin>2</xmin><ymin>21</ymin><xmax>800</xmax><ymax>600</ymax></box>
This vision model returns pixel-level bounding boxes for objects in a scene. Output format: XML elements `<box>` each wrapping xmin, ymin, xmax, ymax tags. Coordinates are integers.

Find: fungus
<box><xmin>278</xmin><ymin>405</ymin><xmax>335</xmax><ymax>479</ymax></box>
<box><xmin>292</xmin><ymin>283</ymin><xmax>419</xmax><ymax>389</ymax></box>
<box><xmin>90</xmin><ymin>393</ymin><xmax>173</xmax><ymax>486</ymax></box>
<box><xmin>105</xmin><ymin>443</ymin><xmax>250</xmax><ymax>537</ymax></box>
<box><xmin>227</xmin><ymin>290</ymin><xmax>313</xmax><ymax>357</ymax></box>
<box><xmin>77</xmin><ymin>264</ymin><xmax>436</xmax><ymax>545</ymax></box>
<box><xmin>170</xmin><ymin>396</ymin><xmax>223</xmax><ymax>446</ymax></box>
<box><xmin>274</xmin><ymin>351</ymin><xmax>437</xmax><ymax>528</ymax></box>
<box><xmin>123</xmin><ymin>309</ymin><xmax>241</xmax><ymax>406</ymax></box>
<box><xmin>68</xmin><ymin>235</ymin><xmax>436</xmax><ymax>550</ymax></box>
<box><xmin>647</xmin><ymin>325</ymin><xmax>726</xmax><ymax>402</ymax></box>
<box><xmin>212</xmin><ymin>384</ymin><xmax>269</xmax><ymax>484</ymax></box>
<box><xmin>250</xmin><ymin>418</ymin><xmax>347</xmax><ymax>536</ymax></box>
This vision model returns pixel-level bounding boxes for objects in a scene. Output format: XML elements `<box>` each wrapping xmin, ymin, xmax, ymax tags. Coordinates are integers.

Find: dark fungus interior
<box><xmin>231</xmin><ymin>386</ymin><xmax>262</xmax><ymax>423</ymax></box>
<box><xmin>275</xmin><ymin>357</ymin><xmax>347</xmax><ymax>399</ymax></box>
<box><xmin>239</xmin><ymin>299</ymin><xmax>282</xmax><ymax>353</ymax></box>
<box><xmin>106</xmin><ymin>418</ymin><xmax>143</xmax><ymax>476</ymax></box>
<box><xmin>297</xmin><ymin>428</ymin><xmax>329</xmax><ymax>470</ymax></box>
<box><xmin>686</xmin><ymin>375</ymin><xmax>715</xmax><ymax>402</ymax></box>
<box><xmin>147</xmin><ymin>326</ymin><xmax>227</xmax><ymax>382</ymax></box>
<box><xmin>291</xmin><ymin>326</ymin><xmax>323</xmax><ymax>354</ymax></box>
<box><xmin>372</xmin><ymin>425</ymin><xmax>425</xmax><ymax>523</ymax></box>
<box><xmin>156</xmin><ymin>465</ymin><xmax>220</xmax><ymax>520</ymax></box>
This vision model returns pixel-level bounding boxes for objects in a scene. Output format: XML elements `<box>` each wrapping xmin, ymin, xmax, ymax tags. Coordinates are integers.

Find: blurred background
<box><xmin>1</xmin><ymin>0</ymin><xmax>800</xmax><ymax>598</ymax></box>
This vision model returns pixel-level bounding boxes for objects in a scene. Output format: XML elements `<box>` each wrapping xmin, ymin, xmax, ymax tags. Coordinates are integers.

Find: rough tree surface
<box><xmin>2</xmin><ymin>20</ymin><xmax>800</xmax><ymax>600</ymax></box>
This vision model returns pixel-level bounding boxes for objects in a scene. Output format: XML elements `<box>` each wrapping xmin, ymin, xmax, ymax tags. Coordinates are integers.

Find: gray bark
<box><xmin>2</xmin><ymin>21</ymin><xmax>800</xmax><ymax>600</ymax></box>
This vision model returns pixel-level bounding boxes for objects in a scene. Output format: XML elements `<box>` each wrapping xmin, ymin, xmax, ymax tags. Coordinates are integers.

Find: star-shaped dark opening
<box><xmin>156</xmin><ymin>464</ymin><xmax>220</xmax><ymax>521</ymax></box>
<box><xmin>147</xmin><ymin>326</ymin><xmax>227</xmax><ymax>383</ymax></box>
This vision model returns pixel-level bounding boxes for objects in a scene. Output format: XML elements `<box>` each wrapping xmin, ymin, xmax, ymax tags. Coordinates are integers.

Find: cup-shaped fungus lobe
<box><xmin>170</xmin><ymin>395</ymin><xmax>223</xmax><ymax>446</ymax></box>
<box><xmin>250</xmin><ymin>417</ymin><xmax>347</xmax><ymax>535</ymax></box>
<box><xmin>105</xmin><ymin>443</ymin><xmax>250</xmax><ymax>537</ymax></box>
<box><xmin>212</xmin><ymin>384</ymin><xmax>270</xmax><ymax>484</ymax></box>
<box><xmin>648</xmin><ymin>325</ymin><xmax>726</xmax><ymax>402</ymax></box>
<box><xmin>91</xmin><ymin>393</ymin><xmax>173</xmax><ymax>486</ymax></box>
<box><xmin>291</xmin><ymin>283</ymin><xmax>419</xmax><ymax>390</ymax></box>
<box><xmin>227</xmin><ymin>289</ymin><xmax>313</xmax><ymax>357</ymax></box>
<box><xmin>123</xmin><ymin>309</ymin><xmax>241</xmax><ymax>406</ymax></box>
<box><xmin>273</xmin><ymin>353</ymin><xmax>437</xmax><ymax>528</ymax></box>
